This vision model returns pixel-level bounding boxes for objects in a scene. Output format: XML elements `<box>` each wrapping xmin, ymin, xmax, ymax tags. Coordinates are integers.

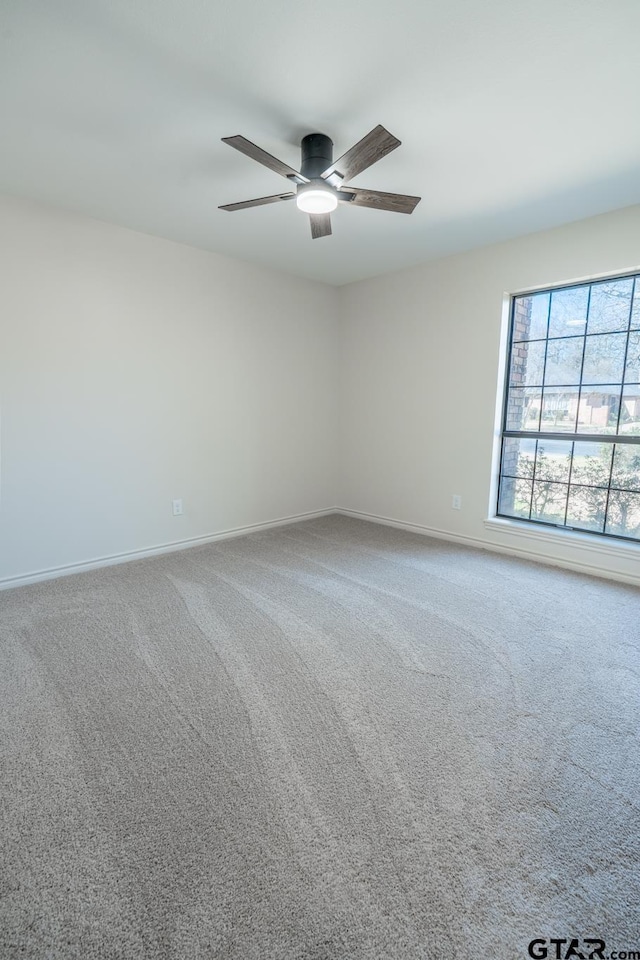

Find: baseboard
<box><xmin>4</xmin><ymin>505</ymin><xmax>637</xmax><ymax>592</ymax></box>
<box><xmin>0</xmin><ymin>508</ymin><xmax>338</xmax><ymax>591</ymax></box>
<box><xmin>336</xmin><ymin>507</ymin><xmax>640</xmax><ymax>588</ymax></box>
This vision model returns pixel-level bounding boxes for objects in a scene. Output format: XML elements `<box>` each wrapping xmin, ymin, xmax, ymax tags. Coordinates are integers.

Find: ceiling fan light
<box><xmin>296</xmin><ymin>186</ymin><xmax>338</xmax><ymax>214</ymax></box>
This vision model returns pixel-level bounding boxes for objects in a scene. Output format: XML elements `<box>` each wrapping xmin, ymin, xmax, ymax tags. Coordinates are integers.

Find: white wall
<box><xmin>3</xmin><ymin>196</ymin><xmax>639</xmax><ymax>589</ymax></box>
<box><xmin>0</xmin><ymin>197</ymin><xmax>338</xmax><ymax>584</ymax></box>
<box><xmin>339</xmin><ymin>204</ymin><xmax>640</xmax><ymax>584</ymax></box>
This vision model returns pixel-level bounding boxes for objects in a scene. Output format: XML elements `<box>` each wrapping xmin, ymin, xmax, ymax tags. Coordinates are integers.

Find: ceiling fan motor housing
<box><xmin>300</xmin><ymin>133</ymin><xmax>333</xmax><ymax>180</ymax></box>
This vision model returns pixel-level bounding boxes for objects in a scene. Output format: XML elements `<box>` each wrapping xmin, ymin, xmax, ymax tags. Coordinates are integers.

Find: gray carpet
<box><xmin>1</xmin><ymin>515</ymin><xmax>639</xmax><ymax>959</ymax></box>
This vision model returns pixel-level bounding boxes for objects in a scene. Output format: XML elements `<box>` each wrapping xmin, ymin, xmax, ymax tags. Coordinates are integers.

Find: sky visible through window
<box><xmin>498</xmin><ymin>275</ymin><xmax>640</xmax><ymax>542</ymax></box>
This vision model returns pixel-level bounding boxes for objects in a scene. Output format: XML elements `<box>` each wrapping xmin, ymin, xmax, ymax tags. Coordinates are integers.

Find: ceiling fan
<box><xmin>219</xmin><ymin>125</ymin><xmax>421</xmax><ymax>238</ymax></box>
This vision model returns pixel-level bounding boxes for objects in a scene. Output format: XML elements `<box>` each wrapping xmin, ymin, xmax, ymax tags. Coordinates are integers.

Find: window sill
<box><xmin>484</xmin><ymin>516</ymin><xmax>640</xmax><ymax>562</ymax></box>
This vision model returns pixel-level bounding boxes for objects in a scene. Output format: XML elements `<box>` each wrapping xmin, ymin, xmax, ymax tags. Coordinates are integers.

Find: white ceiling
<box><xmin>2</xmin><ymin>0</ymin><xmax>640</xmax><ymax>286</ymax></box>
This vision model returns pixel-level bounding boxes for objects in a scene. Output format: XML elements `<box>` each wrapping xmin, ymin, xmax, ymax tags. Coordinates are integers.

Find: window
<box><xmin>497</xmin><ymin>274</ymin><xmax>640</xmax><ymax>543</ymax></box>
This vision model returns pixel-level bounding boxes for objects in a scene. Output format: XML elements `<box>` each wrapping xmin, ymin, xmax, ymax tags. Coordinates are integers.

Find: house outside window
<box><xmin>497</xmin><ymin>274</ymin><xmax>640</xmax><ymax>542</ymax></box>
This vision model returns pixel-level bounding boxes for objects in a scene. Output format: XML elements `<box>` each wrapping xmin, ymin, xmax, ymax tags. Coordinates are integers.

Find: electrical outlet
<box><xmin>452</xmin><ymin>494</ymin><xmax>462</xmax><ymax>510</ymax></box>
<box><xmin>172</xmin><ymin>498</ymin><xmax>183</xmax><ymax>516</ymax></box>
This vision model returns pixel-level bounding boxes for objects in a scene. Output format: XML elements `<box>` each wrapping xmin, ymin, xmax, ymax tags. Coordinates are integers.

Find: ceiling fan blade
<box><xmin>222</xmin><ymin>136</ymin><xmax>308</xmax><ymax>183</ymax></box>
<box><xmin>340</xmin><ymin>187</ymin><xmax>421</xmax><ymax>214</ymax></box>
<box><xmin>309</xmin><ymin>213</ymin><xmax>332</xmax><ymax>239</ymax></box>
<box><xmin>321</xmin><ymin>125</ymin><xmax>400</xmax><ymax>183</ymax></box>
<box><xmin>218</xmin><ymin>192</ymin><xmax>295</xmax><ymax>212</ymax></box>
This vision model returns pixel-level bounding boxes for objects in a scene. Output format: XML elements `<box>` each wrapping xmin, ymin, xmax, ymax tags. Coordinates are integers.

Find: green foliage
<box><xmin>531</xmin><ymin>446</ymin><xmax>640</xmax><ymax>537</ymax></box>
